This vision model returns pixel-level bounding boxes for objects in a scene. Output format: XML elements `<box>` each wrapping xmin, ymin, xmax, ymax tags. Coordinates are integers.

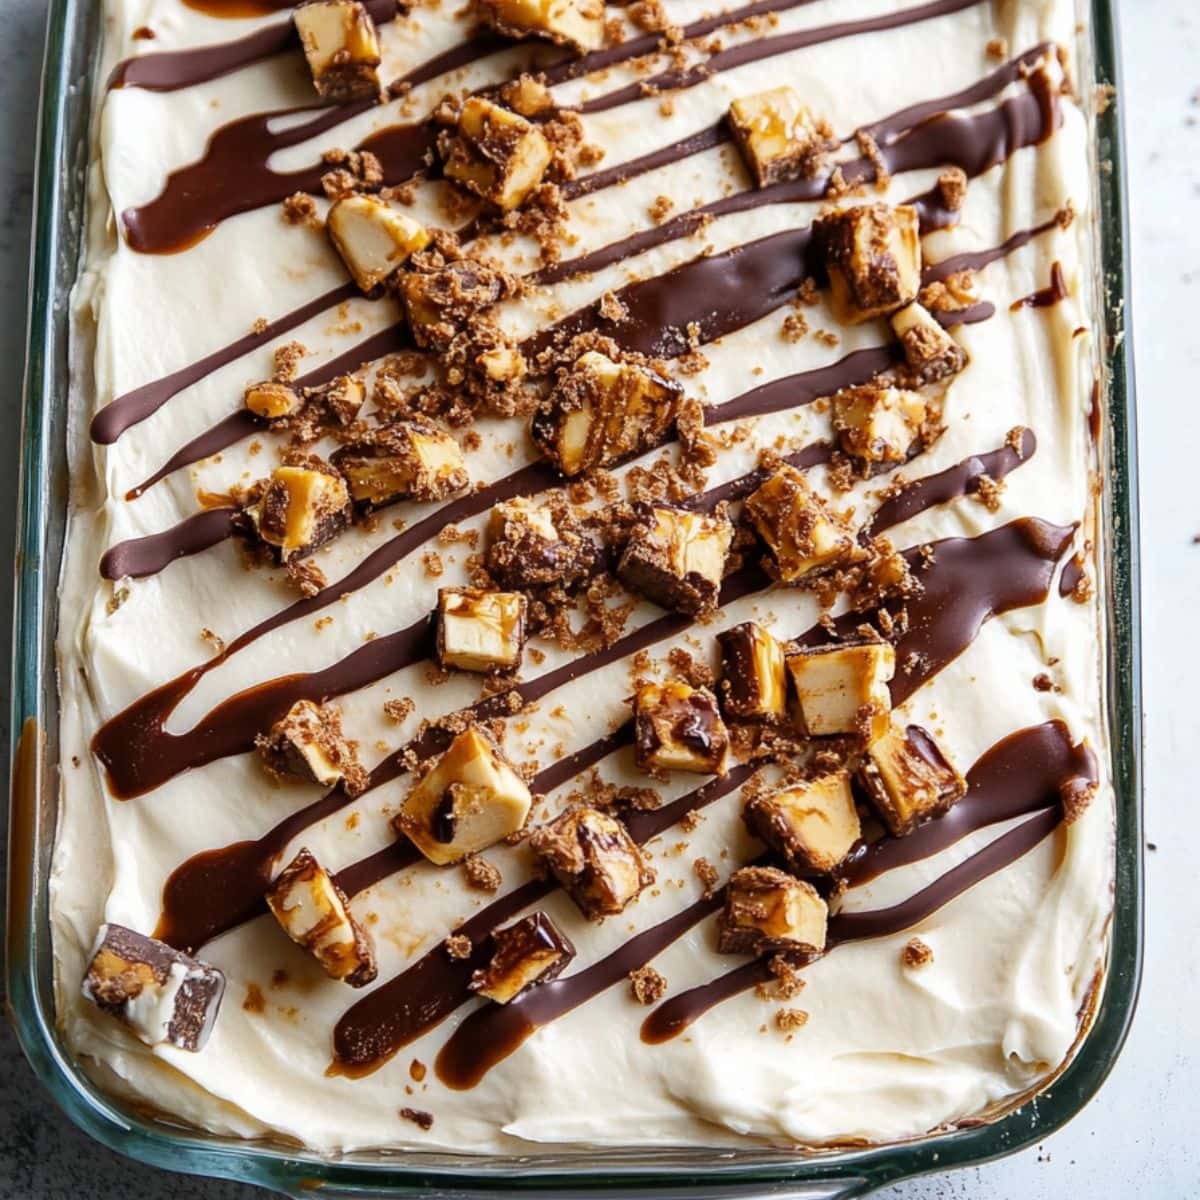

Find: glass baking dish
<box><xmin>5</xmin><ymin>0</ymin><xmax>1142</xmax><ymax>1194</ymax></box>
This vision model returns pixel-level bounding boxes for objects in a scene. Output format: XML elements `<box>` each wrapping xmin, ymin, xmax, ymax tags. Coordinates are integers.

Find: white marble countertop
<box><xmin>0</xmin><ymin>0</ymin><xmax>1195</xmax><ymax>1195</ymax></box>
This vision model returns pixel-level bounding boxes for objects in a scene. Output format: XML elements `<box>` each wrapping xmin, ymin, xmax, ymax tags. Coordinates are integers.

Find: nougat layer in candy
<box><xmin>744</xmin><ymin>773</ymin><xmax>861</xmax><ymax>874</ymax></box>
<box><xmin>437</xmin><ymin>587</ymin><xmax>527</xmax><ymax>672</ymax></box>
<box><xmin>332</xmin><ymin>422</ymin><xmax>468</xmax><ymax>510</ymax></box>
<box><xmin>440</xmin><ymin>98</ymin><xmax>552</xmax><ymax>212</ymax></box>
<box><xmin>617</xmin><ymin>504</ymin><xmax>733</xmax><ymax>615</ymax></box>
<box><xmin>480</xmin><ymin>0</ymin><xmax>605</xmax><ymax>53</ymax></box>
<box><xmin>634</xmin><ymin>681</ymin><xmax>729</xmax><ymax>775</ymax></box>
<box><xmin>294</xmin><ymin>0</ymin><xmax>381</xmax><ymax>101</ymax></box>
<box><xmin>255</xmin><ymin>698</ymin><xmax>360</xmax><ymax>789</ymax></box>
<box><xmin>891</xmin><ymin>302</ymin><xmax>967</xmax><ymax>384</ymax></box>
<box><xmin>787</xmin><ymin>640</ymin><xmax>895</xmax><ymax>742</ymax></box>
<box><xmin>728</xmin><ymin>86</ymin><xmax>832</xmax><ymax>187</ymax></box>
<box><xmin>82</xmin><ymin>924</ymin><xmax>225</xmax><ymax>1051</ymax></box>
<box><xmin>327</xmin><ymin>196</ymin><xmax>430</xmax><ymax>293</ymax></box>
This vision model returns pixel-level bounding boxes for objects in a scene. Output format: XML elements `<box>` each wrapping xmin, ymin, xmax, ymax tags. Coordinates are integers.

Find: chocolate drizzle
<box><xmin>1011</xmin><ymin>261</ymin><xmax>1068</xmax><ymax>311</ymax></box>
<box><xmin>99</xmin><ymin>507</ymin><xmax>240</xmax><ymax>580</ymax></box>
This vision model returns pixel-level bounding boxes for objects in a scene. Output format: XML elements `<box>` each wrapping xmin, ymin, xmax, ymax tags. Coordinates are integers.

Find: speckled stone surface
<box><xmin>0</xmin><ymin>0</ymin><xmax>1197</xmax><ymax>1195</ymax></box>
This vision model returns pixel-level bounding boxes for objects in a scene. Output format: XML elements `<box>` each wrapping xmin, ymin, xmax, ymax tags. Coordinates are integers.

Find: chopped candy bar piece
<box><xmin>332</xmin><ymin>421</ymin><xmax>468</xmax><ymax>511</ymax></box>
<box><xmin>244</xmin><ymin>380</ymin><xmax>304</xmax><ymax>421</ymax></box>
<box><xmin>786</xmin><ymin>640</ymin><xmax>895</xmax><ymax>742</ymax></box>
<box><xmin>530</xmin><ymin>806</ymin><xmax>655</xmax><ymax>919</ymax></box>
<box><xmin>480</xmin><ymin>0</ymin><xmax>604</xmax><ymax>54</ymax></box>
<box><xmin>832</xmin><ymin>384</ymin><xmax>927</xmax><ymax>465</ymax></box>
<box><xmin>856</xmin><ymin>723</ymin><xmax>966</xmax><ymax>836</ymax></box>
<box><xmin>436</xmin><ymin>587</ymin><xmax>527</xmax><ymax>672</ymax></box>
<box><xmin>618</xmin><ymin>504</ymin><xmax>732</xmax><ymax>616</ymax></box>
<box><xmin>294</xmin><ymin>0</ymin><xmax>381</xmax><ymax>101</ymax></box>
<box><xmin>265</xmin><ymin>848</ymin><xmax>377</xmax><ymax>987</ymax></box>
<box><xmin>310</xmin><ymin>372</ymin><xmax>367</xmax><ymax>425</ymax></box>
<box><xmin>891</xmin><ymin>302</ymin><xmax>967</xmax><ymax>384</ymax></box>
<box><xmin>743</xmin><ymin>465</ymin><xmax>858</xmax><ymax>583</ymax></box>
<box><xmin>399</xmin><ymin>726</ymin><xmax>532</xmax><ymax>865</ymax></box>
<box><xmin>469</xmin><ymin>912</ymin><xmax>575</xmax><ymax>1003</ymax></box>
<box><xmin>744</xmin><ymin>773</ymin><xmax>861</xmax><ymax>874</ymax></box>
<box><xmin>477</xmin><ymin>345</ymin><xmax>526</xmax><ymax>384</ymax></box>
<box><xmin>327</xmin><ymin>195</ymin><xmax>431</xmax><ymax>293</ymax></box>
<box><xmin>439</xmin><ymin>98</ymin><xmax>552</xmax><ymax>212</ymax></box>
<box><xmin>256</xmin><ymin>699</ymin><xmax>359</xmax><ymax>787</ymax></box>
<box><xmin>633</xmin><ymin>681</ymin><xmax>729</xmax><ymax>775</ymax></box>
<box><xmin>245</xmin><ymin>464</ymin><xmax>351</xmax><ymax>562</ymax></box>
<box><xmin>400</xmin><ymin>258</ymin><xmax>510</xmax><ymax>351</ymax></box>
<box><xmin>718</xmin><ymin>865</ymin><xmax>827</xmax><ymax>956</ymax></box>
<box><xmin>532</xmin><ymin>350</ymin><xmax>681</xmax><ymax>477</ymax></box>
<box><xmin>728</xmin><ymin>87</ymin><xmax>832</xmax><ymax>187</ymax></box>
<box><xmin>717</xmin><ymin>621</ymin><xmax>788</xmax><ymax>722</ymax></box>
<box><xmin>486</xmin><ymin>497</ymin><xmax>601</xmax><ymax>590</ymax></box>
<box><xmin>82</xmin><ymin>924</ymin><xmax>225</xmax><ymax>1051</ymax></box>
<box><xmin>814</xmin><ymin>203</ymin><xmax>922</xmax><ymax>324</ymax></box>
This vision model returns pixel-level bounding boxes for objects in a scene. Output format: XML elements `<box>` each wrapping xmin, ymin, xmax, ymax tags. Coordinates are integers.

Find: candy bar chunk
<box><xmin>400</xmin><ymin>258</ymin><xmax>509</xmax><ymax>351</ymax></box>
<box><xmin>532</xmin><ymin>350</ymin><xmax>681</xmax><ymax>477</ymax></box>
<box><xmin>618</xmin><ymin>504</ymin><xmax>733</xmax><ymax>616</ymax></box>
<box><xmin>246</xmin><ymin>464</ymin><xmax>351</xmax><ymax>562</ymax></box>
<box><xmin>486</xmin><ymin>497</ymin><xmax>601</xmax><ymax>590</ymax></box>
<box><xmin>743</xmin><ymin>465</ymin><xmax>858</xmax><ymax>583</ymax></box>
<box><xmin>440</xmin><ymin>98</ymin><xmax>552</xmax><ymax>212</ymax></box>
<box><xmin>718</xmin><ymin>865</ymin><xmax>827</xmax><ymax>956</ymax></box>
<box><xmin>728</xmin><ymin>87</ymin><xmax>831</xmax><ymax>187</ymax></box>
<box><xmin>469</xmin><ymin>912</ymin><xmax>576</xmax><ymax>1003</ymax></box>
<box><xmin>436</xmin><ymin>587</ymin><xmax>527</xmax><ymax>672</ymax></box>
<box><xmin>399</xmin><ymin>726</ymin><xmax>532</xmax><ymax>865</ymax></box>
<box><xmin>82</xmin><ymin>924</ymin><xmax>225</xmax><ymax>1052</ymax></box>
<box><xmin>256</xmin><ymin>699</ymin><xmax>357</xmax><ymax>787</ymax></box>
<box><xmin>891</xmin><ymin>302</ymin><xmax>967</xmax><ymax>384</ymax></box>
<box><xmin>294</xmin><ymin>0</ymin><xmax>381</xmax><ymax>101</ymax></box>
<box><xmin>265</xmin><ymin>848</ymin><xmax>377</xmax><ymax>987</ymax></box>
<box><xmin>814</xmin><ymin>203</ymin><xmax>921</xmax><ymax>324</ymax></box>
<box><xmin>717</xmin><ymin>621</ymin><xmax>788</xmax><ymax>722</ymax></box>
<box><xmin>856</xmin><ymin>723</ymin><xmax>965</xmax><ymax>836</ymax></box>
<box><xmin>633</xmin><ymin>681</ymin><xmax>729</xmax><ymax>775</ymax></box>
<box><xmin>786</xmin><ymin>640</ymin><xmax>895</xmax><ymax>743</ymax></box>
<box><xmin>530</xmin><ymin>806</ymin><xmax>654</xmax><ymax>919</ymax></box>
<box><xmin>832</xmin><ymin>384</ymin><xmax>927</xmax><ymax>465</ymax></box>
<box><xmin>477</xmin><ymin>345</ymin><xmax>526</xmax><ymax>385</ymax></box>
<box><xmin>327</xmin><ymin>195</ymin><xmax>431</xmax><ymax>293</ymax></box>
<box><xmin>311</xmin><ymin>372</ymin><xmax>367</xmax><ymax>425</ymax></box>
<box><xmin>332</xmin><ymin>422</ymin><xmax>468</xmax><ymax>510</ymax></box>
<box><xmin>244</xmin><ymin>380</ymin><xmax>305</xmax><ymax>421</ymax></box>
<box><xmin>480</xmin><ymin>0</ymin><xmax>604</xmax><ymax>54</ymax></box>
<box><xmin>743</xmin><ymin>773</ymin><xmax>861</xmax><ymax>874</ymax></box>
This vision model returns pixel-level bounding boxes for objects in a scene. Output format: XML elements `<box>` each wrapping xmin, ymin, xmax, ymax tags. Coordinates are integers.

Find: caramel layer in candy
<box><xmin>439</xmin><ymin>98</ymin><xmax>552</xmax><ymax>212</ymax></box>
<box><xmin>294</xmin><ymin>0</ymin><xmax>381</xmax><ymax>101</ymax></box>
<box><xmin>246</xmin><ymin>464</ymin><xmax>351</xmax><ymax>562</ymax></box>
<box><xmin>332</xmin><ymin>422</ymin><xmax>468</xmax><ymax>511</ymax></box>
<box><xmin>744</xmin><ymin>773</ymin><xmax>861</xmax><ymax>874</ymax></box>
<box><xmin>814</xmin><ymin>202</ymin><xmax>922</xmax><ymax>324</ymax></box>
<box><xmin>728</xmin><ymin>86</ymin><xmax>831</xmax><ymax>187</ymax></box>
<box><xmin>743</xmin><ymin>464</ymin><xmax>858</xmax><ymax>583</ymax></box>
<box><xmin>437</xmin><ymin>587</ymin><xmax>527</xmax><ymax>672</ymax></box>
<box><xmin>717</xmin><ymin>621</ymin><xmax>788</xmax><ymax>722</ymax></box>
<box><xmin>265</xmin><ymin>848</ymin><xmax>377</xmax><ymax>987</ymax></box>
<box><xmin>244</xmin><ymin>380</ymin><xmax>304</xmax><ymax>421</ymax></box>
<box><xmin>718</xmin><ymin>865</ymin><xmax>827</xmax><ymax>956</ymax></box>
<box><xmin>401</xmin><ymin>258</ymin><xmax>509</xmax><ymax>351</ymax></box>
<box><xmin>532</xmin><ymin>350</ymin><xmax>681</xmax><ymax>477</ymax></box>
<box><xmin>470</xmin><ymin>912</ymin><xmax>576</xmax><ymax>1003</ymax></box>
<box><xmin>530</xmin><ymin>806</ymin><xmax>654</xmax><ymax>919</ymax></box>
<box><xmin>857</xmin><ymin>723</ymin><xmax>966</xmax><ymax>836</ymax></box>
<box><xmin>485</xmin><ymin>497</ymin><xmax>601</xmax><ymax>591</ymax></box>
<box><xmin>82</xmin><ymin>924</ymin><xmax>225</xmax><ymax>1051</ymax></box>
<box><xmin>399</xmin><ymin>726</ymin><xmax>532</xmax><ymax>865</ymax></box>
<box><xmin>832</xmin><ymin>384</ymin><xmax>927</xmax><ymax>465</ymax></box>
<box><xmin>786</xmin><ymin>640</ymin><xmax>895</xmax><ymax>743</ymax></box>
<box><xmin>327</xmin><ymin>196</ymin><xmax>431</xmax><ymax>293</ymax></box>
<box><xmin>634</xmin><ymin>681</ymin><xmax>729</xmax><ymax>775</ymax></box>
<box><xmin>618</xmin><ymin>504</ymin><xmax>733</xmax><ymax>616</ymax></box>
<box><xmin>256</xmin><ymin>698</ymin><xmax>359</xmax><ymax>787</ymax></box>
<box><xmin>891</xmin><ymin>302</ymin><xmax>967</xmax><ymax>384</ymax></box>
<box><xmin>480</xmin><ymin>0</ymin><xmax>604</xmax><ymax>53</ymax></box>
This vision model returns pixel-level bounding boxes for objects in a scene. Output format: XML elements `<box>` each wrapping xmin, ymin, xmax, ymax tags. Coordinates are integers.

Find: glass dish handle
<box><xmin>271</xmin><ymin>1179</ymin><xmax>873</xmax><ymax>1199</ymax></box>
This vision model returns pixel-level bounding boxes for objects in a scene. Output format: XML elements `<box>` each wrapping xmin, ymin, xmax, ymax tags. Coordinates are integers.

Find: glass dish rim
<box><xmin>5</xmin><ymin>0</ymin><xmax>1143</xmax><ymax>1194</ymax></box>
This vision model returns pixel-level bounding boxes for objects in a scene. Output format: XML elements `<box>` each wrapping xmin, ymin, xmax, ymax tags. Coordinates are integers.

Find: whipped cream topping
<box><xmin>52</xmin><ymin>0</ymin><xmax>1114</xmax><ymax>1154</ymax></box>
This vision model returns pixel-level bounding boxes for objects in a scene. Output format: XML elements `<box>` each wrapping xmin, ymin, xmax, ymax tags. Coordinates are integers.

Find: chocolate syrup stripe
<box><xmin>109</xmin><ymin>0</ymin><xmax>396</xmax><ymax>92</ymax></box>
<box><xmin>333</xmin><ymin>513</ymin><xmax>1062</xmax><ymax>1078</ymax></box>
<box><xmin>578</xmin><ymin>0</ymin><xmax>985</xmax><ymax>115</ymax></box>
<box><xmin>151</xmin><ymin>444</ymin><xmax>1042</xmax><ymax>955</ymax></box>
<box><xmin>99</xmin><ymin>506</ymin><xmax>240</xmax><ymax>581</ymax></box>
<box><xmin>329</xmin><ymin>764</ymin><xmax>756</xmax><ymax>1076</ymax></box>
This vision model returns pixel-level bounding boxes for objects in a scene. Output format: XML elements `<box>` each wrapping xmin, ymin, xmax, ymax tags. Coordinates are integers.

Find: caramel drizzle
<box><xmin>1010</xmin><ymin>261</ymin><xmax>1069</xmax><ymax>311</ymax></box>
<box><xmin>151</xmin><ymin>440</ymin><xmax>1040</xmax><ymax>954</ymax></box>
<box><xmin>642</xmin><ymin>722</ymin><xmax>1097</xmax><ymax>1043</ymax></box>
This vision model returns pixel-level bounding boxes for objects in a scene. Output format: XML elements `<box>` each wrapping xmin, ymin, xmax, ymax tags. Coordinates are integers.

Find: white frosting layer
<box><xmin>53</xmin><ymin>0</ymin><xmax>1114</xmax><ymax>1154</ymax></box>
